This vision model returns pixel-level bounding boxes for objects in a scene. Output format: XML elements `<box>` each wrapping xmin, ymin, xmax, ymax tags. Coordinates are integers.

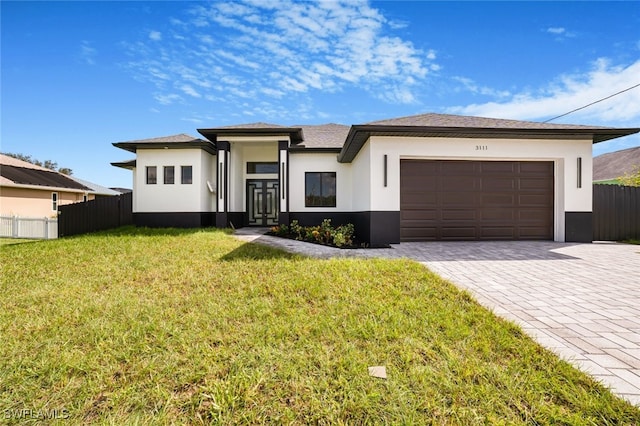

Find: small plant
<box><xmin>290</xmin><ymin>220</ymin><xmax>304</xmax><ymax>240</ymax></box>
<box><xmin>269</xmin><ymin>219</ymin><xmax>356</xmax><ymax>248</ymax></box>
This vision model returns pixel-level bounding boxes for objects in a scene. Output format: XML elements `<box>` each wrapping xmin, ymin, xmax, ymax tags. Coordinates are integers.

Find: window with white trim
<box><xmin>146</xmin><ymin>166</ymin><xmax>157</xmax><ymax>184</ymax></box>
<box><xmin>52</xmin><ymin>192</ymin><xmax>58</xmax><ymax>211</ymax></box>
<box><xmin>164</xmin><ymin>166</ymin><xmax>175</xmax><ymax>184</ymax></box>
<box><xmin>181</xmin><ymin>166</ymin><xmax>192</xmax><ymax>184</ymax></box>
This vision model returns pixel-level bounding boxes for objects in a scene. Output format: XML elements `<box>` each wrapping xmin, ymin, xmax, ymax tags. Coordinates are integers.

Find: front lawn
<box><xmin>1</xmin><ymin>227</ymin><xmax>638</xmax><ymax>424</ymax></box>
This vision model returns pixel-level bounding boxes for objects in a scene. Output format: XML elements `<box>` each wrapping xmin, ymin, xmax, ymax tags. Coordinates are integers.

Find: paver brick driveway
<box><xmin>371</xmin><ymin>241</ymin><xmax>640</xmax><ymax>406</ymax></box>
<box><xmin>235</xmin><ymin>230</ymin><xmax>640</xmax><ymax>406</ymax></box>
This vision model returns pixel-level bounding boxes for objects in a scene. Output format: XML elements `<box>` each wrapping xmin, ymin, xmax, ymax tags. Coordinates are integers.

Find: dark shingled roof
<box><xmin>1</xmin><ymin>165</ymin><xmax>91</xmax><ymax>190</ymax></box>
<box><xmin>293</xmin><ymin>124</ymin><xmax>350</xmax><ymax>149</ymax></box>
<box><xmin>218</xmin><ymin>122</ymin><xmax>287</xmax><ymax>129</ymax></box>
<box><xmin>366</xmin><ymin>113</ymin><xmax>612</xmax><ymax>130</ymax></box>
<box><xmin>593</xmin><ymin>146</ymin><xmax>640</xmax><ymax>181</ymax></box>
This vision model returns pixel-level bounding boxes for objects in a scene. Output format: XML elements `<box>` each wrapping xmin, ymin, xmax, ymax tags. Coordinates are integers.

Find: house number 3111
<box><xmin>475</xmin><ymin>145</ymin><xmax>488</xmax><ymax>150</ymax></box>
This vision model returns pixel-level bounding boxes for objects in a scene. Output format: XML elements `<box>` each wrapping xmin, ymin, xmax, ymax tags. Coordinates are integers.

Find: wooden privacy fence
<box><xmin>593</xmin><ymin>184</ymin><xmax>640</xmax><ymax>241</ymax></box>
<box><xmin>58</xmin><ymin>192</ymin><xmax>132</xmax><ymax>237</ymax></box>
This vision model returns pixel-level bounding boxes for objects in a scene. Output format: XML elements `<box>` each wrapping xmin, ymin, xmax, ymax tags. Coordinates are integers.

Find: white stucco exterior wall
<box><xmin>134</xmin><ymin>149</ymin><xmax>215</xmax><ymax>213</ymax></box>
<box><xmin>288</xmin><ymin>152</ymin><xmax>352</xmax><ymax>212</ymax></box>
<box><xmin>364</xmin><ymin>135</ymin><xmax>594</xmax><ymax>241</ymax></box>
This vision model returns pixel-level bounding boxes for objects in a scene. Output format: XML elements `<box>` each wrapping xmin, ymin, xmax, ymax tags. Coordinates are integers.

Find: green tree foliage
<box><xmin>618</xmin><ymin>165</ymin><xmax>640</xmax><ymax>187</ymax></box>
<box><xmin>2</xmin><ymin>152</ymin><xmax>73</xmax><ymax>175</ymax></box>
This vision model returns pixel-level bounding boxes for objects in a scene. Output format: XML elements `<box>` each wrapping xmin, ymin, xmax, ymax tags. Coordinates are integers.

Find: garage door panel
<box><xmin>518</xmin><ymin>209</ymin><xmax>552</xmax><ymax>221</ymax></box>
<box><xmin>400</xmin><ymin>227</ymin><xmax>437</xmax><ymax>241</ymax></box>
<box><xmin>441</xmin><ymin>192</ymin><xmax>479</xmax><ymax>205</ymax></box>
<box><xmin>402</xmin><ymin>210</ymin><xmax>437</xmax><ymax>220</ymax></box>
<box><xmin>518</xmin><ymin>194</ymin><xmax>552</xmax><ymax>206</ymax></box>
<box><xmin>439</xmin><ymin>176</ymin><xmax>479</xmax><ymax>190</ymax></box>
<box><xmin>481</xmin><ymin>208</ymin><xmax>515</xmax><ymax>220</ymax></box>
<box><xmin>519</xmin><ymin>177</ymin><xmax>553</xmax><ymax>190</ymax></box>
<box><xmin>441</xmin><ymin>227</ymin><xmax>478</xmax><ymax>239</ymax></box>
<box><xmin>518</xmin><ymin>227</ymin><xmax>551</xmax><ymax>239</ymax></box>
<box><xmin>481</xmin><ymin>162</ymin><xmax>517</xmax><ymax>173</ymax></box>
<box><xmin>482</xmin><ymin>177</ymin><xmax>516</xmax><ymax>190</ymax></box>
<box><xmin>519</xmin><ymin>162</ymin><xmax>553</xmax><ymax>174</ymax></box>
<box><xmin>440</xmin><ymin>161</ymin><xmax>477</xmax><ymax>175</ymax></box>
<box><xmin>481</xmin><ymin>193</ymin><xmax>515</xmax><ymax>206</ymax></box>
<box><xmin>441</xmin><ymin>209</ymin><xmax>477</xmax><ymax>221</ymax></box>
<box><xmin>400</xmin><ymin>160</ymin><xmax>553</xmax><ymax>241</ymax></box>
<box><xmin>480</xmin><ymin>227</ymin><xmax>516</xmax><ymax>239</ymax></box>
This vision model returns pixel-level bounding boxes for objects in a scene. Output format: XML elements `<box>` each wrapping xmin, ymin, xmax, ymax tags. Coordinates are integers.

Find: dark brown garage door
<box><xmin>400</xmin><ymin>160</ymin><xmax>554</xmax><ymax>241</ymax></box>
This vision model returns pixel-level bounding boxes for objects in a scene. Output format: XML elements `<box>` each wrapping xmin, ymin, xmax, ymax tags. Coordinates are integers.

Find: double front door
<box><xmin>247</xmin><ymin>179</ymin><xmax>279</xmax><ymax>226</ymax></box>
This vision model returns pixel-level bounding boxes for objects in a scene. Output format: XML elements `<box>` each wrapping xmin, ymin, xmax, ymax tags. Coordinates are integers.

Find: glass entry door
<box><xmin>247</xmin><ymin>179</ymin><xmax>279</xmax><ymax>226</ymax></box>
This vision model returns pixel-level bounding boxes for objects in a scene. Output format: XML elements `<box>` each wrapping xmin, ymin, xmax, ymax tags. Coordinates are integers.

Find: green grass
<box><xmin>1</xmin><ymin>227</ymin><xmax>638</xmax><ymax>424</ymax></box>
<box><xmin>0</xmin><ymin>238</ymin><xmax>38</xmax><ymax>246</ymax></box>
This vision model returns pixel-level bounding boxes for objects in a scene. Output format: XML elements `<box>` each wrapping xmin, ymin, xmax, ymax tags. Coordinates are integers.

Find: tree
<box><xmin>617</xmin><ymin>165</ymin><xmax>640</xmax><ymax>187</ymax></box>
<box><xmin>2</xmin><ymin>152</ymin><xmax>73</xmax><ymax>175</ymax></box>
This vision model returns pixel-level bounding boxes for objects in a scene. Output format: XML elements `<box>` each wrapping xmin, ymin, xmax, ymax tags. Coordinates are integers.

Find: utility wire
<box><xmin>543</xmin><ymin>82</ymin><xmax>640</xmax><ymax>123</ymax></box>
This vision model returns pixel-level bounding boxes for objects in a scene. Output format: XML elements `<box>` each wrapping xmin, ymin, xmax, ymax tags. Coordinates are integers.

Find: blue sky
<box><xmin>2</xmin><ymin>1</ymin><xmax>639</xmax><ymax>189</ymax></box>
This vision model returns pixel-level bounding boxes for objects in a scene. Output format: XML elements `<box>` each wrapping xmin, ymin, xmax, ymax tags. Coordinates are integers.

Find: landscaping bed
<box><xmin>269</xmin><ymin>219</ymin><xmax>364</xmax><ymax>248</ymax></box>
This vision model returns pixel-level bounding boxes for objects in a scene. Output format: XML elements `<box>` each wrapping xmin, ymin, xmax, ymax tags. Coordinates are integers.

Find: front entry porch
<box><xmin>246</xmin><ymin>179</ymin><xmax>279</xmax><ymax>226</ymax></box>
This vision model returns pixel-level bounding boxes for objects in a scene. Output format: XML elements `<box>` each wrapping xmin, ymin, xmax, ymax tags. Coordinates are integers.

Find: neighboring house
<box><xmin>112</xmin><ymin>113</ymin><xmax>639</xmax><ymax>245</ymax></box>
<box><xmin>0</xmin><ymin>154</ymin><xmax>113</xmax><ymax>218</ymax></box>
<box><xmin>593</xmin><ymin>145</ymin><xmax>640</xmax><ymax>183</ymax></box>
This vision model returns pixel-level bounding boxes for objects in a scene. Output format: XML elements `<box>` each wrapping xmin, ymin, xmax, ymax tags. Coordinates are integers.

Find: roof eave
<box><xmin>197</xmin><ymin>127</ymin><xmax>304</xmax><ymax>144</ymax></box>
<box><xmin>337</xmin><ymin>125</ymin><xmax>640</xmax><ymax>163</ymax></box>
<box><xmin>112</xmin><ymin>141</ymin><xmax>216</xmax><ymax>155</ymax></box>
<box><xmin>111</xmin><ymin>159</ymin><xmax>136</xmax><ymax>170</ymax></box>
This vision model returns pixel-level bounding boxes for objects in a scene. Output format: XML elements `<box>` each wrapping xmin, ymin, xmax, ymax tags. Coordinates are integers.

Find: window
<box><xmin>146</xmin><ymin>166</ymin><xmax>157</xmax><ymax>184</ymax></box>
<box><xmin>181</xmin><ymin>166</ymin><xmax>193</xmax><ymax>184</ymax></box>
<box><xmin>247</xmin><ymin>162</ymin><xmax>278</xmax><ymax>174</ymax></box>
<box><xmin>305</xmin><ymin>172</ymin><xmax>336</xmax><ymax>207</ymax></box>
<box><xmin>164</xmin><ymin>166</ymin><xmax>175</xmax><ymax>184</ymax></box>
<box><xmin>83</xmin><ymin>194</ymin><xmax>88</xmax><ymax>202</ymax></box>
<box><xmin>52</xmin><ymin>192</ymin><xmax>58</xmax><ymax>211</ymax></box>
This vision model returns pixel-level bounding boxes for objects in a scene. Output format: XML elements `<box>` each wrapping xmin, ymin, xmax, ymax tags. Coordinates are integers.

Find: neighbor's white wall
<box><xmin>288</xmin><ymin>152</ymin><xmax>352</xmax><ymax>212</ymax></box>
<box><xmin>366</xmin><ymin>135</ymin><xmax>594</xmax><ymax>241</ymax></box>
<box><xmin>134</xmin><ymin>149</ymin><xmax>215</xmax><ymax>213</ymax></box>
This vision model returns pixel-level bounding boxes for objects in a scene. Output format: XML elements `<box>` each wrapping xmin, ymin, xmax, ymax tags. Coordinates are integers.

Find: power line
<box><xmin>543</xmin><ymin>82</ymin><xmax>640</xmax><ymax>123</ymax></box>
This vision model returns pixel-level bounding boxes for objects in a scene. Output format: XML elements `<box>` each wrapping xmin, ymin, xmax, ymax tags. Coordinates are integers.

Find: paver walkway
<box><xmin>234</xmin><ymin>228</ymin><xmax>640</xmax><ymax>405</ymax></box>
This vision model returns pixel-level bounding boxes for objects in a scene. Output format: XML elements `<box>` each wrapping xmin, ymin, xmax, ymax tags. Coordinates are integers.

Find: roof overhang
<box><xmin>337</xmin><ymin>125</ymin><xmax>640</xmax><ymax>163</ymax></box>
<box><xmin>197</xmin><ymin>127</ymin><xmax>304</xmax><ymax>144</ymax></box>
<box><xmin>112</xmin><ymin>140</ymin><xmax>216</xmax><ymax>155</ymax></box>
<box><xmin>288</xmin><ymin>147</ymin><xmax>342</xmax><ymax>154</ymax></box>
<box><xmin>111</xmin><ymin>159</ymin><xmax>136</xmax><ymax>170</ymax></box>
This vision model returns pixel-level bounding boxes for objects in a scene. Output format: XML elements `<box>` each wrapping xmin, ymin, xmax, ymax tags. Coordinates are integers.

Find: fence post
<box><xmin>12</xmin><ymin>216</ymin><xmax>18</xmax><ymax>238</ymax></box>
<box><xmin>44</xmin><ymin>217</ymin><xmax>49</xmax><ymax>239</ymax></box>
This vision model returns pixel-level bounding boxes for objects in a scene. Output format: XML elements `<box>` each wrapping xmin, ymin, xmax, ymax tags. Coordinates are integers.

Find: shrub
<box><xmin>271</xmin><ymin>220</ymin><xmax>356</xmax><ymax>248</ymax></box>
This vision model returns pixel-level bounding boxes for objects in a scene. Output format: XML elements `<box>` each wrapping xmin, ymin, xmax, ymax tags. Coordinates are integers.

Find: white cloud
<box><xmin>447</xmin><ymin>58</ymin><xmax>640</xmax><ymax>127</ymax></box>
<box><xmin>80</xmin><ymin>41</ymin><xmax>97</xmax><ymax>65</ymax></box>
<box><xmin>154</xmin><ymin>93</ymin><xmax>182</xmax><ymax>105</ymax></box>
<box><xmin>180</xmin><ymin>84</ymin><xmax>201</xmax><ymax>98</ymax></box>
<box><xmin>545</xmin><ymin>26</ymin><xmax>576</xmax><ymax>39</ymax></box>
<box><xmin>124</xmin><ymin>0</ymin><xmax>435</xmax><ymax>109</ymax></box>
<box><xmin>547</xmin><ymin>27</ymin><xmax>565</xmax><ymax>35</ymax></box>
